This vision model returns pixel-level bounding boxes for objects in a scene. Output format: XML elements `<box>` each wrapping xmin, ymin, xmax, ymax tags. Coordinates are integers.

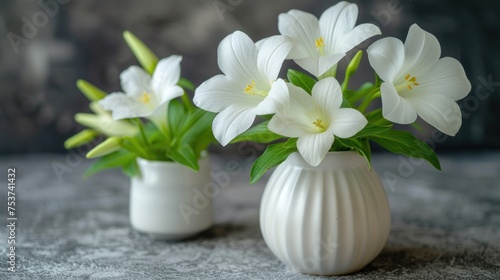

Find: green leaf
<box><xmin>282</xmin><ymin>138</ymin><xmax>298</xmax><ymax>149</ymax></box>
<box><xmin>76</xmin><ymin>80</ymin><xmax>106</xmax><ymax>101</ymax></box>
<box><xmin>287</xmin><ymin>69</ymin><xmax>317</xmax><ymax>94</ymax></box>
<box><xmin>335</xmin><ymin>138</ymin><xmax>372</xmax><ymax>168</ymax></box>
<box><xmin>231</xmin><ymin>121</ymin><xmax>283</xmax><ymax>144</ymax></box>
<box><xmin>122</xmin><ymin>159</ymin><xmax>140</xmax><ymax>178</ymax></box>
<box><xmin>367</xmin><ymin>130</ymin><xmax>441</xmax><ymax>170</ymax></box>
<box><xmin>168</xmin><ymin>144</ymin><xmax>199</xmax><ymax>171</ymax></box>
<box><xmin>352</xmin><ymin>123</ymin><xmax>392</xmax><ymax>139</ymax></box>
<box><xmin>178</xmin><ymin>78</ymin><xmax>195</xmax><ymax>92</ymax></box>
<box><xmin>178</xmin><ymin>109</ymin><xmax>215</xmax><ymax>144</ymax></box>
<box><xmin>84</xmin><ymin>149</ymin><xmax>137</xmax><ymax>177</ymax></box>
<box><xmin>365</xmin><ymin>109</ymin><xmax>392</xmax><ymax>126</ymax></box>
<box><xmin>123</xmin><ymin>31</ymin><xmax>158</xmax><ymax>74</ymax></box>
<box><xmin>250</xmin><ymin>142</ymin><xmax>297</xmax><ymax>184</ymax></box>
<box><xmin>347</xmin><ymin>82</ymin><xmax>375</xmax><ymax>104</ymax></box>
<box><xmin>168</xmin><ymin>99</ymin><xmax>187</xmax><ymax>135</ymax></box>
<box><xmin>193</xmin><ymin>129</ymin><xmax>215</xmax><ymax>157</ymax></box>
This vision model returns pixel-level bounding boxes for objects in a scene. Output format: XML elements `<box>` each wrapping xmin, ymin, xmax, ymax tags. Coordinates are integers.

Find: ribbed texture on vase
<box><xmin>260</xmin><ymin>152</ymin><xmax>391</xmax><ymax>275</ymax></box>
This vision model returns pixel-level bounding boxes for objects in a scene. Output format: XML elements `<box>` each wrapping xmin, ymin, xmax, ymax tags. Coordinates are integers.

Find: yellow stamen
<box><xmin>139</xmin><ymin>92</ymin><xmax>152</xmax><ymax>104</ymax></box>
<box><xmin>315</xmin><ymin>37</ymin><xmax>326</xmax><ymax>55</ymax></box>
<box><xmin>398</xmin><ymin>74</ymin><xmax>420</xmax><ymax>92</ymax></box>
<box><xmin>244</xmin><ymin>80</ymin><xmax>257</xmax><ymax>95</ymax></box>
<box><xmin>313</xmin><ymin>119</ymin><xmax>326</xmax><ymax>130</ymax></box>
<box><xmin>244</xmin><ymin>80</ymin><xmax>267</xmax><ymax>97</ymax></box>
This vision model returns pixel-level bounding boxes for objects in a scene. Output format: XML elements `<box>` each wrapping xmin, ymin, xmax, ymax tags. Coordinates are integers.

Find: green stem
<box><xmin>341</xmin><ymin>74</ymin><xmax>351</xmax><ymax>92</ymax></box>
<box><xmin>358</xmin><ymin>90</ymin><xmax>381</xmax><ymax>113</ymax></box>
<box><xmin>134</xmin><ymin>119</ymin><xmax>150</xmax><ymax>147</ymax></box>
<box><xmin>181</xmin><ymin>91</ymin><xmax>196</xmax><ymax>112</ymax></box>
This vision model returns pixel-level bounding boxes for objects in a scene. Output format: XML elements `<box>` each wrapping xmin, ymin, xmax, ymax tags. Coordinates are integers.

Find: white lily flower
<box><xmin>367</xmin><ymin>24</ymin><xmax>471</xmax><ymax>136</ymax></box>
<box><xmin>193</xmin><ymin>31</ymin><xmax>292</xmax><ymax>146</ymax></box>
<box><xmin>278</xmin><ymin>1</ymin><xmax>381</xmax><ymax>77</ymax></box>
<box><xmin>269</xmin><ymin>78</ymin><xmax>367</xmax><ymax>166</ymax></box>
<box><xmin>75</xmin><ymin>102</ymin><xmax>138</xmax><ymax>137</ymax></box>
<box><xmin>99</xmin><ymin>55</ymin><xmax>184</xmax><ymax>130</ymax></box>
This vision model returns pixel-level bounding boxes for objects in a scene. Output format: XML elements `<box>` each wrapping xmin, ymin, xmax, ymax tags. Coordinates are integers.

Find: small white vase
<box><xmin>130</xmin><ymin>156</ymin><xmax>213</xmax><ymax>240</ymax></box>
<box><xmin>260</xmin><ymin>151</ymin><xmax>391</xmax><ymax>275</ymax></box>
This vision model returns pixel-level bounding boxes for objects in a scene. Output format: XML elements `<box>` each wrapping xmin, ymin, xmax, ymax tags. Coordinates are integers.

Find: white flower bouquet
<box><xmin>194</xmin><ymin>1</ymin><xmax>471</xmax><ymax>183</ymax></box>
<box><xmin>65</xmin><ymin>32</ymin><xmax>215</xmax><ymax>176</ymax></box>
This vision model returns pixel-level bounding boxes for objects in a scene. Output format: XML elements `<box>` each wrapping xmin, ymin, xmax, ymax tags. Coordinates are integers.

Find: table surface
<box><xmin>0</xmin><ymin>153</ymin><xmax>499</xmax><ymax>279</ymax></box>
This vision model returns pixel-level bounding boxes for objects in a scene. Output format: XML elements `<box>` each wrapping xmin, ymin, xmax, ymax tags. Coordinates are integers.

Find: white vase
<box><xmin>260</xmin><ymin>151</ymin><xmax>391</xmax><ymax>275</ymax></box>
<box><xmin>130</xmin><ymin>156</ymin><xmax>213</xmax><ymax>240</ymax></box>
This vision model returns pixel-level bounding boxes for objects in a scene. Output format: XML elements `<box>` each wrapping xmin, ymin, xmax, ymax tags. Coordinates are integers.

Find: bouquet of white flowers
<box><xmin>65</xmin><ymin>32</ymin><xmax>215</xmax><ymax>177</ymax></box>
<box><xmin>194</xmin><ymin>1</ymin><xmax>471</xmax><ymax>183</ymax></box>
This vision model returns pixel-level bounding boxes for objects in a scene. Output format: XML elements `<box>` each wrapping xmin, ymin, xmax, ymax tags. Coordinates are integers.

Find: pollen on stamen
<box><xmin>244</xmin><ymin>80</ymin><xmax>256</xmax><ymax>95</ymax></box>
<box><xmin>313</xmin><ymin>119</ymin><xmax>325</xmax><ymax>130</ymax></box>
<box><xmin>139</xmin><ymin>92</ymin><xmax>152</xmax><ymax>104</ymax></box>
<box><xmin>315</xmin><ymin>37</ymin><xmax>325</xmax><ymax>48</ymax></box>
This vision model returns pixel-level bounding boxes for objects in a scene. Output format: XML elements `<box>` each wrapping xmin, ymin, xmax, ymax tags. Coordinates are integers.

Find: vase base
<box><xmin>133</xmin><ymin>226</ymin><xmax>212</xmax><ymax>241</ymax></box>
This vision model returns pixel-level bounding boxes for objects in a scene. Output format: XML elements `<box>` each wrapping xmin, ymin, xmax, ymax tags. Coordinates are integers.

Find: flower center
<box><xmin>313</xmin><ymin>118</ymin><xmax>326</xmax><ymax>132</ymax></box>
<box><xmin>139</xmin><ymin>92</ymin><xmax>152</xmax><ymax>104</ymax></box>
<box><xmin>397</xmin><ymin>74</ymin><xmax>420</xmax><ymax>92</ymax></box>
<box><xmin>244</xmin><ymin>80</ymin><xmax>267</xmax><ymax>97</ymax></box>
<box><xmin>315</xmin><ymin>37</ymin><xmax>326</xmax><ymax>56</ymax></box>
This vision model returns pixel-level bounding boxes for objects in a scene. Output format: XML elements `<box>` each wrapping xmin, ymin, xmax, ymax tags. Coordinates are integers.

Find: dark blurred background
<box><xmin>0</xmin><ymin>0</ymin><xmax>499</xmax><ymax>154</ymax></box>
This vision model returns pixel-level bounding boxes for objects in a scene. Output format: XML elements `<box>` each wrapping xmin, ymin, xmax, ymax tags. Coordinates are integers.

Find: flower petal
<box><xmin>254</xmin><ymin>79</ymin><xmax>289</xmax><ymax>115</ymax></box>
<box><xmin>99</xmin><ymin>92</ymin><xmax>152</xmax><ymax>120</ymax></box>
<box><xmin>151</xmin><ymin>55</ymin><xmax>182</xmax><ymax>97</ymax></box>
<box><xmin>257</xmin><ymin>35</ymin><xmax>293</xmax><ymax>80</ymax></box>
<box><xmin>217</xmin><ymin>31</ymin><xmax>261</xmax><ymax>83</ymax></box>
<box><xmin>380</xmin><ymin>82</ymin><xmax>417</xmax><ymax>124</ymax></box>
<box><xmin>402</xmin><ymin>24</ymin><xmax>441</xmax><ymax>76</ymax></box>
<box><xmin>319</xmin><ymin>1</ymin><xmax>356</xmax><ymax>52</ymax></box>
<box><xmin>367</xmin><ymin>37</ymin><xmax>405</xmax><ymax>83</ymax></box>
<box><xmin>338</xmin><ymin>23</ymin><xmax>381</xmax><ymax>54</ymax></box>
<box><xmin>311</xmin><ymin>77</ymin><xmax>343</xmax><ymax>113</ymax></box>
<box><xmin>297</xmin><ymin>132</ymin><xmax>334</xmax><ymax>166</ymax></box>
<box><xmin>158</xmin><ymin>86</ymin><xmax>184</xmax><ymax>106</ymax></box>
<box><xmin>193</xmin><ymin>74</ymin><xmax>262</xmax><ymax>113</ymax></box>
<box><xmin>212</xmin><ymin>106</ymin><xmax>256</xmax><ymax>146</ymax></box>
<box><xmin>415</xmin><ymin>57</ymin><xmax>471</xmax><ymax>101</ymax></box>
<box><xmin>330</xmin><ymin>108</ymin><xmax>367</xmax><ymax>138</ymax></box>
<box><xmin>294</xmin><ymin>53</ymin><xmax>345</xmax><ymax>77</ymax></box>
<box><xmin>406</xmin><ymin>93</ymin><xmax>462</xmax><ymax>136</ymax></box>
<box><xmin>278</xmin><ymin>9</ymin><xmax>321</xmax><ymax>59</ymax></box>
<box><xmin>268</xmin><ymin>83</ymin><xmax>317</xmax><ymax>137</ymax></box>
<box><xmin>120</xmin><ymin>66</ymin><xmax>153</xmax><ymax>96</ymax></box>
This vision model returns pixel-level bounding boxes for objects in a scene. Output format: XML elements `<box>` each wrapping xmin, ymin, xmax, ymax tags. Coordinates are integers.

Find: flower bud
<box><xmin>123</xmin><ymin>31</ymin><xmax>158</xmax><ymax>74</ymax></box>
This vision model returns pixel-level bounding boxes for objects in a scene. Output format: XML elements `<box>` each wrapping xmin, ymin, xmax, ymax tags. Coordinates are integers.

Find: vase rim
<box><xmin>286</xmin><ymin>151</ymin><xmax>367</xmax><ymax>170</ymax></box>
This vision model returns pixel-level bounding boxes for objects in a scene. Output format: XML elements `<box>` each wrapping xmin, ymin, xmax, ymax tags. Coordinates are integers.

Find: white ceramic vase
<box><xmin>260</xmin><ymin>151</ymin><xmax>391</xmax><ymax>275</ymax></box>
<box><xmin>130</xmin><ymin>156</ymin><xmax>213</xmax><ymax>240</ymax></box>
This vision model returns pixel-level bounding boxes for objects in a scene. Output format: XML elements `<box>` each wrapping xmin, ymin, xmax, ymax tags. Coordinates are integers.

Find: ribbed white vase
<box><xmin>260</xmin><ymin>151</ymin><xmax>390</xmax><ymax>275</ymax></box>
<box><xmin>130</xmin><ymin>156</ymin><xmax>213</xmax><ymax>240</ymax></box>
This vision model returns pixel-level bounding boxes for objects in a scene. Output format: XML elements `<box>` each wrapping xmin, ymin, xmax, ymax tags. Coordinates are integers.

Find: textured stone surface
<box><xmin>0</xmin><ymin>153</ymin><xmax>499</xmax><ymax>279</ymax></box>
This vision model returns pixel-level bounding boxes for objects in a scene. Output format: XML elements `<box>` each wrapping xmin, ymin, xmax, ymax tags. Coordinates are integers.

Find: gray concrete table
<box><xmin>0</xmin><ymin>153</ymin><xmax>499</xmax><ymax>279</ymax></box>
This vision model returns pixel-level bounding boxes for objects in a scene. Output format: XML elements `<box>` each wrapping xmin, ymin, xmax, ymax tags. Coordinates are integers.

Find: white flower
<box><xmin>99</xmin><ymin>55</ymin><xmax>184</xmax><ymax>128</ymax></box>
<box><xmin>278</xmin><ymin>1</ymin><xmax>381</xmax><ymax>77</ymax></box>
<box><xmin>269</xmin><ymin>78</ymin><xmax>367</xmax><ymax>166</ymax></box>
<box><xmin>193</xmin><ymin>31</ymin><xmax>292</xmax><ymax>146</ymax></box>
<box><xmin>367</xmin><ymin>24</ymin><xmax>471</xmax><ymax>136</ymax></box>
<box><xmin>75</xmin><ymin>102</ymin><xmax>138</xmax><ymax>137</ymax></box>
